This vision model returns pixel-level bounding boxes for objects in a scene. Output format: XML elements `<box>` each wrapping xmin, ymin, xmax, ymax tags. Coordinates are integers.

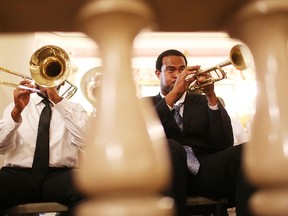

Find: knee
<box><xmin>229</xmin><ymin>144</ymin><xmax>244</xmax><ymax>172</ymax></box>
<box><xmin>166</xmin><ymin>139</ymin><xmax>185</xmax><ymax>155</ymax></box>
<box><xmin>229</xmin><ymin>144</ymin><xmax>243</xmax><ymax>161</ymax></box>
<box><xmin>166</xmin><ymin>139</ymin><xmax>186</xmax><ymax>164</ymax></box>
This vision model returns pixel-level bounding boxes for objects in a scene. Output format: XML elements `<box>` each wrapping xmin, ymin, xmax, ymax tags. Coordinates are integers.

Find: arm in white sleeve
<box><xmin>0</xmin><ymin>103</ymin><xmax>20</xmax><ymax>153</ymax></box>
<box><xmin>54</xmin><ymin>98</ymin><xmax>91</xmax><ymax>147</ymax></box>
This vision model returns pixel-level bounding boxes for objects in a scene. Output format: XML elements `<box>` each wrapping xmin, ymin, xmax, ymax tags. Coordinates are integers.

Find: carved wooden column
<box><xmin>227</xmin><ymin>1</ymin><xmax>288</xmax><ymax>215</ymax></box>
<box><xmin>74</xmin><ymin>0</ymin><xmax>173</xmax><ymax>215</ymax></box>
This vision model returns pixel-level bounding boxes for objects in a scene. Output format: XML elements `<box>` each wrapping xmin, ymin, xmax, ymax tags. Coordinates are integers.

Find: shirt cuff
<box><xmin>208</xmin><ymin>102</ymin><xmax>219</xmax><ymax>110</ymax></box>
<box><xmin>167</xmin><ymin>103</ymin><xmax>173</xmax><ymax>111</ymax></box>
<box><xmin>5</xmin><ymin>113</ymin><xmax>20</xmax><ymax>131</ymax></box>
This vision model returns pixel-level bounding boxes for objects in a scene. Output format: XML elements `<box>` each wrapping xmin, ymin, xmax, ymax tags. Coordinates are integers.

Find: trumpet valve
<box><xmin>185</xmin><ymin>74</ymin><xmax>195</xmax><ymax>81</ymax></box>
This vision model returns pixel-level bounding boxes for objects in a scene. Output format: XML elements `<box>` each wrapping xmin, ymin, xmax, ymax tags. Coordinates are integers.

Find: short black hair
<box><xmin>155</xmin><ymin>49</ymin><xmax>188</xmax><ymax>70</ymax></box>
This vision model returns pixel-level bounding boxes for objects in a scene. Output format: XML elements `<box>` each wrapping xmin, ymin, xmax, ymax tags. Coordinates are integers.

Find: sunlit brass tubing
<box><xmin>0</xmin><ymin>66</ymin><xmax>40</xmax><ymax>92</ymax></box>
<box><xmin>0</xmin><ymin>45</ymin><xmax>77</xmax><ymax>99</ymax></box>
<box><xmin>0</xmin><ymin>66</ymin><xmax>31</xmax><ymax>80</ymax></box>
<box><xmin>0</xmin><ymin>80</ymin><xmax>41</xmax><ymax>93</ymax></box>
<box><xmin>185</xmin><ymin>44</ymin><xmax>250</xmax><ymax>91</ymax></box>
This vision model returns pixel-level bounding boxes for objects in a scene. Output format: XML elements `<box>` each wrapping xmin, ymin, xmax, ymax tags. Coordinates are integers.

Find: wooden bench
<box><xmin>4</xmin><ymin>197</ymin><xmax>227</xmax><ymax>216</ymax></box>
<box><xmin>186</xmin><ymin>196</ymin><xmax>229</xmax><ymax>216</ymax></box>
<box><xmin>5</xmin><ymin>202</ymin><xmax>68</xmax><ymax>216</ymax></box>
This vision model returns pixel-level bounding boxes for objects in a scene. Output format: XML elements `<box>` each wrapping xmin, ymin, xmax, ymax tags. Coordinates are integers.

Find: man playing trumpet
<box><xmin>141</xmin><ymin>49</ymin><xmax>255</xmax><ymax>216</ymax></box>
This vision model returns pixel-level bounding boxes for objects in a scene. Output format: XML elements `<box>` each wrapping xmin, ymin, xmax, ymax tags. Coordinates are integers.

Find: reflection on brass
<box><xmin>188</xmin><ymin>44</ymin><xmax>251</xmax><ymax>92</ymax></box>
<box><xmin>0</xmin><ymin>45</ymin><xmax>77</xmax><ymax>99</ymax></box>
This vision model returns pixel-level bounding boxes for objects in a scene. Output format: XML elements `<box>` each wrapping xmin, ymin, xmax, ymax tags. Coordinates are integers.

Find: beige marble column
<box><xmin>227</xmin><ymin>1</ymin><xmax>288</xmax><ymax>215</ymax></box>
<box><xmin>74</xmin><ymin>0</ymin><xmax>173</xmax><ymax>215</ymax></box>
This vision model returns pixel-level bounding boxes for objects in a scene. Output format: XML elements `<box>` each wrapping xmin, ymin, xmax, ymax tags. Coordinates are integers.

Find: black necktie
<box><xmin>32</xmin><ymin>99</ymin><xmax>51</xmax><ymax>180</ymax></box>
<box><xmin>173</xmin><ymin>103</ymin><xmax>200</xmax><ymax>175</ymax></box>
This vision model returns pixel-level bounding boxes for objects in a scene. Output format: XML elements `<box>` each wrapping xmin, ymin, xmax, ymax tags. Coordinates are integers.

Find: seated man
<box><xmin>0</xmin><ymin>80</ymin><xmax>90</xmax><ymax>216</ymax></box>
<box><xmin>141</xmin><ymin>49</ymin><xmax>255</xmax><ymax>216</ymax></box>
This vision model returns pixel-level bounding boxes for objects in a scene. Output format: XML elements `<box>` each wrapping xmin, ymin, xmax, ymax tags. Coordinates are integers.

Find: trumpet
<box><xmin>0</xmin><ymin>45</ymin><xmax>77</xmax><ymax>99</ymax></box>
<box><xmin>186</xmin><ymin>44</ymin><xmax>251</xmax><ymax>91</ymax></box>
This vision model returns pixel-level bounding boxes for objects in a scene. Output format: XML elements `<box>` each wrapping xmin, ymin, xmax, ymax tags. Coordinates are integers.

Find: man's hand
<box><xmin>175</xmin><ymin>65</ymin><xmax>200</xmax><ymax>92</ymax></box>
<box><xmin>196</xmin><ymin>75</ymin><xmax>217</xmax><ymax>106</ymax></box>
<box><xmin>44</xmin><ymin>87</ymin><xmax>62</xmax><ymax>104</ymax></box>
<box><xmin>11</xmin><ymin>80</ymin><xmax>35</xmax><ymax>122</ymax></box>
<box><xmin>165</xmin><ymin>65</ymin><xmax>200</xmax><ymax>106</ymax></box>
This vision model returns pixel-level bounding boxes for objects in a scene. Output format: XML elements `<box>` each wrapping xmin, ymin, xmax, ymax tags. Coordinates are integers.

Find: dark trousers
<box><xmin>165</xmin><ymin>140</ymin><xmax>256</xmax><ymax>216</ymax></box>
<box><xmin>163</xmin><ymin>139</ymin><xmax>188</xmax><ymax>216</ymax></box>
<box><xmin>0</xmin><ymin>167</ymin><xmax>85</xmax><ymax>216</ymax></box>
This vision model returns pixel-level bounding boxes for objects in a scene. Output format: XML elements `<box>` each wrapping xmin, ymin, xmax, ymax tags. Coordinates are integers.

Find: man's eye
<box><xmin>167</xmin><ymin>68</ymin><xmax>175</xmax><ymax>73</ymax></box>
<box><xmin>179</xmin><ymin>67</ymin><xmax>185</xmax><ymax>72</ymax></box>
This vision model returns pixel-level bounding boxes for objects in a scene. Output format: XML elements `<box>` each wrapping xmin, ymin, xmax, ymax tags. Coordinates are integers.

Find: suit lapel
<box><xmin>153</xmin><ymin>93</ymin><xmax>162</xmax><ymax>105</ymax></box>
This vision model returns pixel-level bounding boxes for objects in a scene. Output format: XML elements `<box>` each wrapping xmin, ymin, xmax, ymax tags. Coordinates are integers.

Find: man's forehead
<box><xmin>163</xmin><ymin>55</ymin><xmax>186</xmax><ymax>66</ymax></box>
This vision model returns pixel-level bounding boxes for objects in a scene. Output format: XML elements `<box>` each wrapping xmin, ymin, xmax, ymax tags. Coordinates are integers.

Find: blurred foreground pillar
<box><xmin>227</xmin><ymin>1</ymin><xmax>288</xmax><ymax>215</ymax></box>
<box><xmin>74</xmin><ymin>0</ymin><xmax>174</xmax><ymax>215</ymax></box>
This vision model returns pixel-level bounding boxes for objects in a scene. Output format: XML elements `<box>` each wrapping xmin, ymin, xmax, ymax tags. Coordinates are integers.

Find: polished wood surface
<box><xmin>0</xmin><ymin>0</ymin><xmax>250</xmax><ymax>32</ymax></box>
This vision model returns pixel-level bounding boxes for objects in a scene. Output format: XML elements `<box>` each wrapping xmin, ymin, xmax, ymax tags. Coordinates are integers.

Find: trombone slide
<box><xmin>0</xmin><ymin>80</ymin><xmax>41</xmax><ymax>93</ymax></box>
<box><xmin>18</xmin><ymin>85</ymin><xmax>41</xmax><ymax>93</ymax></box>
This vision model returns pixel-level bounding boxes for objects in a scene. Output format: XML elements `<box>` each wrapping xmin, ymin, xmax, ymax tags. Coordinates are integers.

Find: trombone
<box><xmin>0</xmin><ymin>45</ymin><xmax>77</xmax><ymax>99</ymax></box>
<box><xmin>187</xmin><ymin>44</ymin><xmax>251</xmax><ymax>92</ymax></box>
<box><xmin>0</xmin><ymin>67</ymin><xmax>42</xmax><ymax>93</ymax></box>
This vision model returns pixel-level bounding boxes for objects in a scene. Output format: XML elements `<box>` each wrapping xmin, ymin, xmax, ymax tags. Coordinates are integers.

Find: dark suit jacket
<box><xmin>142</xmin><ymin>92</ymin><xmax>234</xmax><ymax>156</ymax></box>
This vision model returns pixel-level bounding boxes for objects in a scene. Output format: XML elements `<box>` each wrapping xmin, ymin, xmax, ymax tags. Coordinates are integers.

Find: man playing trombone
<box><xmin>0</xmin><ymin>79</ymin><xmax>89</xmax><ymax>215</ymax></box>
<box><xmin>141</xmin><ymin>49</ymin><xmax>255</xmax><ymax>216</ymax></box>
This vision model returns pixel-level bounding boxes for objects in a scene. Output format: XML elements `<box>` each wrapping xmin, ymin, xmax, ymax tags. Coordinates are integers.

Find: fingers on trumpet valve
<box><xmin>186</xmin><ymin>69</ymin><xmax>214</xmax><ymax>91</ymax></box>
<box><xmin>184</xmin><ymin>65</ymin><xmax>201</xmax><ymax>81</ymax></box>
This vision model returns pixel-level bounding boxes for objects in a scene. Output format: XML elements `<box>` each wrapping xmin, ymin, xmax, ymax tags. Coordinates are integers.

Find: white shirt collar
<box><xmin>176</xmin><ymin>92</ymin><xmax>186</xmax><ymax>105</ymax></box>
<box><xmin>160</xmin><ymin>91</ymin><xmax>186</xmax><ymax>104</ymax></box>
<box><xmin>32</xmin><ymin>93</ymin><xmax>44</xmax><ymax>105</ymax></box>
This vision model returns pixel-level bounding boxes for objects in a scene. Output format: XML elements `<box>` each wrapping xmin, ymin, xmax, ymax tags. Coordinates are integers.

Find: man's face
<box><xmin>156</xmin><ymin>55</ymin><xmax>186</xmax><ymax>95</ymax></box>
<box><xmin>36</xmin><ymin>83</ymin><xmax>63</xmax><ymax>98</ymax></box>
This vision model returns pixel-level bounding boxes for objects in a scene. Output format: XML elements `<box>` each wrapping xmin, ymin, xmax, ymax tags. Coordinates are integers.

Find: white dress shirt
<box><xmin>0</xmin><ymin>93</ymin><xmax>90</xmax><ymax>168</ymax></box>
<box><xmin>230</xmin><ymin>116</ymin><xmax>249</xmax><ymax>145</ymax></box>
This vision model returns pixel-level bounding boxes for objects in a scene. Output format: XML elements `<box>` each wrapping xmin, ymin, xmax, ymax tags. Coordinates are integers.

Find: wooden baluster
<box><xmin>74</xmin><ymin>0</ymin><xmax>173</xmax><ymax>215</ymax></box>
<box><xmin>227</xmin><ymin>1</ymin><xmax>288</xmax><ymax>215</ymax></box>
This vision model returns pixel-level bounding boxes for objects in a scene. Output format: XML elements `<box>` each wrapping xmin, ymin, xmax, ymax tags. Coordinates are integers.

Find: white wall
<box><xmin>0</xmin><ymin>33</ymin><xmax>36</xmax><ymax>116</ymax></box>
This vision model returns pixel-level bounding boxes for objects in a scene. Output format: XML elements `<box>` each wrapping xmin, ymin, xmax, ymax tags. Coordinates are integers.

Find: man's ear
<box><xmin>155</xmin><ymin>69</ymin><xmax>160</xmax><ymax>77</ymax></box>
